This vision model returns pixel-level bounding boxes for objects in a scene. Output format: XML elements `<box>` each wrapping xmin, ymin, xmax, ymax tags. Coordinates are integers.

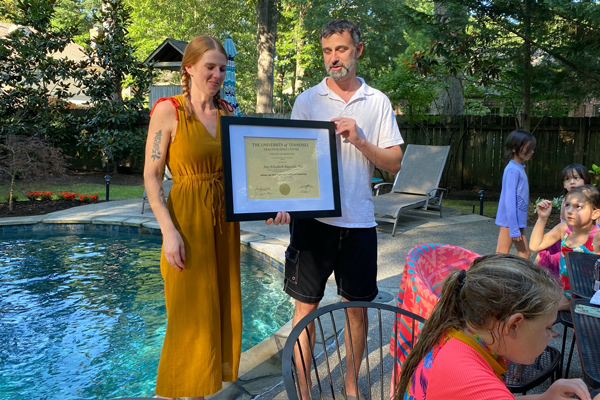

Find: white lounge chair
<box><xmin>373</xmin><ymin>144</ymin><xmax>450</xmax><ymax>236</ymax></box>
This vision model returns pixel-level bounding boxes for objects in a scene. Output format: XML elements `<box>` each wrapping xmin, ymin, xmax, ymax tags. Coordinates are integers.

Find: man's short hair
<box><xmin>320</xmin><ymin>20</ymin><xmax>361</xmax><ymax>48</ymax></box>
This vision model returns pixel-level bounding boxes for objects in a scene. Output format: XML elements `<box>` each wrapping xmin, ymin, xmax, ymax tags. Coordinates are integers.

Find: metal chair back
<box><xmin>281</xmin><ymin>301</ymin><xmax>425</xmax><ymax>400</ymax></box>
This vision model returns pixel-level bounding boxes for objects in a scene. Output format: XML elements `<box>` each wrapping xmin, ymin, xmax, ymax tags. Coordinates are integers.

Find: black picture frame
<box><xmin>221</xmin><ymin>116</ymin><xmax>341</xmax><ymax>222</ymax></box>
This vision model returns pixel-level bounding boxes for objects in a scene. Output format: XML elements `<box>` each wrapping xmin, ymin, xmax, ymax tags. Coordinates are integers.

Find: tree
<box><xmin>51</xmin><ymin>0</ymin><xmax>102</xmax><ymax>46</ymax></box>
<box><xmin>407</xmin><ymin>0</ymin><xmax>600</xmax><ymax>130</ymax></box>
<box><xmin>276</xmin><ymin>0</ymin><xmax>415</xmax><ymax>102</ymax></box>
<box><xmin>0</xmin><ymin>0</ymin><xmax>84</xmax><ymax>146</ymax></box>
<box><xmin>124</xmin><ymin>0</ymin><xmax>258</xmax><ymax>112</ymax></box>
<box><xmin>256</xmin><ymin>0</ymin><xmax>278</xmax><ymax>113</ymax></box>
<box><xmin>77</xmin><ymin>0</ymin><xmax>155</xmax><ymax>171</ymax></box>
<box><xmin>0</xmin><ymin>0</ymin><xmax>18</xmax><ymax>22</ymax></box>
<box><xmin>0</xmin><ymin>133</ymin><xmax>68</xmax><ymax>211</ymax></box>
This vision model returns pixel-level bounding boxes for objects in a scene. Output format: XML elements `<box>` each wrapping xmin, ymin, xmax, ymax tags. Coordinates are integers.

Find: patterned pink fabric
<box><xmin>535</xmin><ymin>241</ymin><xmax>561</xmax><ymax>277</ymax></box>
<box><xmin>390</xmin><ymin>244</ymin><xmax>481</xmax><ymax>391</ymax></box>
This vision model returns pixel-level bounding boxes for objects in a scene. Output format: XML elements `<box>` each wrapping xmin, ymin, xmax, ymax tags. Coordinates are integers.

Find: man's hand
<box><xmin>331</xmin><ymin>117</ymin><xmax>362</xmax><ymax>146</ymax></box>
<box><xmin>266</xmin><ymin>211</ymin><xmax>291</xmax><ymax>226</ymax></box>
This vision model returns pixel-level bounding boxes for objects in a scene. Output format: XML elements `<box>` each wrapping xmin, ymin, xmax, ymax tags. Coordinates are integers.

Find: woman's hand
<box><xmin>163</xmin><ymin>229</ymin><xmax>186</xmax><ymax>271</ymax></box>
<box><xmin>265</xmin><ymin>211</ymin><xmax>291</xmax><ymax>226</ymax></box>
<box><xmin>542</xmin><ymin>379</ymin><xmax>591</xmax><ymax>400</ymax></box>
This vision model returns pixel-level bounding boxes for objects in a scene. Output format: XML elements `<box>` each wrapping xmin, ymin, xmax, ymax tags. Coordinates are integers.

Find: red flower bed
<box><xmin>25</xmin><ymin>191</ymin><xmax>54</xmax><ymax>201</ymax></box>
<box><xmin>79</xmin><ymin>194</ymin><xmax>99</xmax><ymax>203</ymax></box>
<box><xmin>58</xmin><ymin>191</ymin><xmax>78</xmax><ymax>201</ymax></box>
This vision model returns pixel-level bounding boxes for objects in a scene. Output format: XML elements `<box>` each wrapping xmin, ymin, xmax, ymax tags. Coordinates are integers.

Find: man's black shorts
<box><xmin>283</xmin><ymin>218</ymin><xmax>378</xmax><ymax>303</ymax></box>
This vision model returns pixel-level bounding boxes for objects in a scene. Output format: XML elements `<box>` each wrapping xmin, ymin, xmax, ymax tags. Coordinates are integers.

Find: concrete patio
<box><xmin>0</xmin><ymin>200</ymin><xmax>586</xmax><ymax>399</ymax></box>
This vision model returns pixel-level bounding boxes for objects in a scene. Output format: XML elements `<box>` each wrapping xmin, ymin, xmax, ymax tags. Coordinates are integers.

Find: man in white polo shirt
<box><xmin>283</xmin><ymin>19</ymin><xmax>404</xmax><ymax>400</ymax></box>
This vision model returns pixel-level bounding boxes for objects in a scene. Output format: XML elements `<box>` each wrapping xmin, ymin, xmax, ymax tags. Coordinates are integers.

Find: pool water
<box><xmin>0</xmin><ymin>232</ymin><xmax>293</xmax><ymax>399</ymax></box>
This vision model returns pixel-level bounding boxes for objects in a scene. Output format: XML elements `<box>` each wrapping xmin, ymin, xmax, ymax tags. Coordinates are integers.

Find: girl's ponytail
<box><xmin>395</xmin><ymin>268</ymin><xmax>465</xmax><ymax>398</ymax></box>
<box><xmin>395</xmin><ymin>254</ymin><xmax>562</xmax><ymax>399</ymax></box>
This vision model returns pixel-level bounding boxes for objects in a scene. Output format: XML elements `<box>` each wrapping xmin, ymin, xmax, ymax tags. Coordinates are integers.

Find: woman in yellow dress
<box><xmin>144</xmin><ymin>36</ymin><xmax>288</xmax><ymax>399</ymax></box>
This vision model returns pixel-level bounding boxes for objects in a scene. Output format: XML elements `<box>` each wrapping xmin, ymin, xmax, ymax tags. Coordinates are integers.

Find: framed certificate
<box><xmin>221</xmin><ymin>116</ymin><xmax>341</xmax><ymax>222</ymax></box>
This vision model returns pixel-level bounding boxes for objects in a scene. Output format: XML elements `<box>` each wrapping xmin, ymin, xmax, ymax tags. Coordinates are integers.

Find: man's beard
<box><xmin>327</xmin><ymin>57</ymin><xmax>356</xmax><ymax>81</ymax></box>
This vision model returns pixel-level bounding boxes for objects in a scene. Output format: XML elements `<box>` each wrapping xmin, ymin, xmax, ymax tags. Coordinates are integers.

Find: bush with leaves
<box><xmin>77</xmin><ymin>0</ymin><xmax>155</xmax><ymax>172</ymax></box>
<box><xmin>0</xmin><ymin>0</ymin><xmax>86</xmax><ymax>146</ymax></box>
<box><xmin>0</xmin><ymin>133</ymin><xmax>68</xmax><ymax>211</ymax></box>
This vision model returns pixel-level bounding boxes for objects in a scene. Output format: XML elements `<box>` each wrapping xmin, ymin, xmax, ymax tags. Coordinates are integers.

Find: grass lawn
<box><xmin>2</xmin><ymin>179</ymin><xmax>499</xmax><ymax>217</ymax></box>
<box><xmin>443</xmin><ymin>199</ymin><xmax>499</xmax><ymax>218</ymax></box>
<box><xmin>1</xmin><ymin>183</ymin><xmax>144</xmax><ymax>202</ymax></box>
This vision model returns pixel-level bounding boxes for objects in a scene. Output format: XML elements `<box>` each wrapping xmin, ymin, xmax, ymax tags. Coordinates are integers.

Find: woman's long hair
<box><xmin>180</xmin><ymin>35</ymin><xmax>227</xmax><ymax>119</ymax></box>
<box><xmin>395</xmin><ymin>254</ymin><xmax>562</xmax><ymax>399</ymax></box>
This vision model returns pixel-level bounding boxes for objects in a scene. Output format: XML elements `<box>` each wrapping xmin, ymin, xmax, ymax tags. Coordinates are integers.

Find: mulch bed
<box><xmin>0</xmin><ymin>200</ymin><xmax>96</xmax><ymax>218</ymax></box>
<box><xmin>0</xmin><ymin>171</ymin><xmax>142</xmax><ymax>218</ymax></box>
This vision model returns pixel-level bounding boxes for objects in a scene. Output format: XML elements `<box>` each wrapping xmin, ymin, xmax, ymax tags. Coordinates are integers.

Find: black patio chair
<box><xmin>505</xmin><ymin>346</ymin><xmax>562</xmax><ymax>394</ymax></box>
<box><xmin>281</xmin><ymin>301</ymin><xmax>425</xmax><ymax>400</ymax></box>
<box><xmin>281</xmin><ymin>300</ymin><xmax>563</xmax><ymax>399</ymax></box>
<box><xmin>556</xmin><ymin>309</ymin><xmax>576</xmax><ymax>378</ymax></box>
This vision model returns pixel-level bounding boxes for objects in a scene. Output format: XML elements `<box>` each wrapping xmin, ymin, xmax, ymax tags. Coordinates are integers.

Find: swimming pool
<box><xmin>0</xmin><ymin>231</ymin><xmax>293</xmax><ymax>399</ymax></box>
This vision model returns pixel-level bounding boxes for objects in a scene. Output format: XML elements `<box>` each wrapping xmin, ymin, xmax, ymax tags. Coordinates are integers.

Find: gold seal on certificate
<box><xmin>244</xmin><ymin>138</ymin><xmax>320</xmax><ymax>200</ymax></box>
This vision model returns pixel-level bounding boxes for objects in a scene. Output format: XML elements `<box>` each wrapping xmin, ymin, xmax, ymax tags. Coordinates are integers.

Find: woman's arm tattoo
<box><xmin>151</xmin><ymin>130</ymin><xmax>162</xmax><ymax>161</ymax></box>
<box><xmin>158</xmin><ymin>187</ymin><xmax>167</xmax><ymax>207</ymax></box>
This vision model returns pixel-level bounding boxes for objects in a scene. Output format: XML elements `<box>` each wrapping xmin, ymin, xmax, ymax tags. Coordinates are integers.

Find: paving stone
<box><xmin>92</xmin><ymin>216</ymin><xmax>128</xmax><ymax>225</ymax></box>
<box><xmin>209</xmin><ymin>383</ymin><xmax>252</xmax><ymax>400</ymax></box>
<box><xmin>142</xmin><ymin>221</ymin><xmax>161</xmax><ymax>230</ymax></box>
<box><xmin>250</xmin><ymin>239</ymin><xmax>287</xmax><ymax>264</ymax></box>
<box><xmin>240</xmin><ymin>374</ymin><xmax>285</xmax><ymax>396</ymax></box>
<box><xmin>240</xmin><ymin>232</ymin><xmax>266</xmax><ymax>245</ymax></box>
<box><xmin>42</xmin><ymin>216</ymin><xmax>94</xmax><ymax>224</ymax></box>
<box><xmin>121</xmin><ymin>217</ymin><xmax>155</xmax><ymax>226</ymax></box>
<box><xmin>0</xmin><ymin>216</ymin><xmax>45</xmax><ymax>225</ymax></box>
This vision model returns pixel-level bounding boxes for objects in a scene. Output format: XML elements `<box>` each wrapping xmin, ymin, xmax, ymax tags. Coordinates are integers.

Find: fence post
<box><xmin>575</xmin><ymin>117</ymin><xmax>585</xmax><ymax>165</ymax></box>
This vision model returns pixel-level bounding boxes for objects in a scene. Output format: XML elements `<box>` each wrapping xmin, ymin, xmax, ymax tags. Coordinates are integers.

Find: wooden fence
<box><xmin>61</xmin><ymin>110</ymin><xmax>600</xmax><ymax>191</ymax></box>
<box><xmin>149</xmin><ymin>85</ymin><xmax>183</xmax><ymax>109</ymax></box>
<box><xmin>400</xmin><ymin>116</ymin><xmax>600</xmax><ymax>191</ymax></box>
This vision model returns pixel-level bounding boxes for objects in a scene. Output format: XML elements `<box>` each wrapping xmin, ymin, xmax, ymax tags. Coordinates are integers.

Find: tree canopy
<box><xmin>407</xmin><ymin>0</ymin><xmax>600</xmax><ymax>128</ymax></box>
<box><xmin>0</xmin><ymin>0</ymin><xmax>83</xmax><ymax>145</ymax></box>
<box><xmin>3</xmin><ymin>0</ymin><xmax>598</xmax><ymax>119</ymax></box>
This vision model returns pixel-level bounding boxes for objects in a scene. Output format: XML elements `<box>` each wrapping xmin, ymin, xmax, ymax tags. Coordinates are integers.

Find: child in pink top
<box><xmin>535</xmin><ymin>164</ymin><xmax>591</xmax><ymax>276</ymax></box>
<box><xmin>396</xmin><ymin>254</ymin><xmax>593</xmax><ymax>400</ymax></box>
<box><xmin>530</xmin><ymin>185</ymin><xmax>600</xmax><ymax>310</ymax></box>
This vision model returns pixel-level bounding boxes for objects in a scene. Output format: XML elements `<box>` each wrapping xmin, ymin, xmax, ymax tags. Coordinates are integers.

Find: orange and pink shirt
<box><xmin>403</xmin><ymin>329</ymin><xmax>511</xmax><ymax>400</ymax></box>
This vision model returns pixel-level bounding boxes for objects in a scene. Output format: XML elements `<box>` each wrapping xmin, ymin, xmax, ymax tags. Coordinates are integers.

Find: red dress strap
<box><xmin>220</xmin><ymin>99</ymin><xmax>234</xmax><ymax>114</ymax></box>
<box><xmin>150</xmin><ymin>97</ymin><xmax>181</xmax><ymax>121</ymax></box>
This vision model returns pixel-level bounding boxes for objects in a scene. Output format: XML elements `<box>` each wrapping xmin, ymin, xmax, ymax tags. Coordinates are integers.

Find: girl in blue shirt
<box><xmin>495</xmin><ymin>130</ymin><xmax>537</xmax><ymax>258</ymax></box>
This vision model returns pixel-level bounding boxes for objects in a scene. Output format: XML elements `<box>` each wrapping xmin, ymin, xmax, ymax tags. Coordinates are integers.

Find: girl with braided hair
<box><xmin>396</xmin><ymin>254</ymin><xmax>594</xmax><ymax>400</ymax></box>
<box><xmin>144</xmin><ymin>36</ymin><xmax>289</xmax><ymax>399</ymax></box>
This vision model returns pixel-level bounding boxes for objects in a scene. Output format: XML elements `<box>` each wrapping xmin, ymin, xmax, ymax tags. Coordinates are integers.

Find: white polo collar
<box><xmin>316</xmin><ymin>77</ymin><xmax>374</xmax><ymax>98</ymax></box>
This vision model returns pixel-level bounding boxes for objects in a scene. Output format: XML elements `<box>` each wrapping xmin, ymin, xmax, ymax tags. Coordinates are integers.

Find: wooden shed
<box><xmin>145</xmin><ymin>38</ymin><xmax>188</xmax><ymax>108</ymax></box>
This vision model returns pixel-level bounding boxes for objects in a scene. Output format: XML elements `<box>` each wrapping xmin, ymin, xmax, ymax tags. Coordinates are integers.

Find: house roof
<box><xmin>144</xmin><ymin>38</ymin><xmax>189</xmax><ymax>70</ymax></box>
<box><xmin>0</xmin><ymin>22</ymin><xmax>86</xmax><ymax>61</ymax></box>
